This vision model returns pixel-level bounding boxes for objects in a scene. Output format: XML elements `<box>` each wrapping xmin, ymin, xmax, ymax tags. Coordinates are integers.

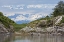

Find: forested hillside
<box><xmin>0</xmin><ymin>12</ymin><xmax>15</xmax><ymax>28</ymax></box>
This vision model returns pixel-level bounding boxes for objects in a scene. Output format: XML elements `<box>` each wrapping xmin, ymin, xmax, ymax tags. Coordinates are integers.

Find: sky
<box><xmin>0</xmin><ymin>0</ymin><xmax>63</xmax><ymax>24</ymax></box>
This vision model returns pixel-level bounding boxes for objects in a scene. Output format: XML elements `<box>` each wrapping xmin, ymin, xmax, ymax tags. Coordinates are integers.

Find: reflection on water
<box><xmin>0</xmin><ymin>34</ymin><xmax>64</xmax><ymax>42</ymax></box>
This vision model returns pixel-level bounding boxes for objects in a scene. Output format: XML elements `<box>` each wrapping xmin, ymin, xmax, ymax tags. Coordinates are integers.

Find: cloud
<box><xmin>28</xmin><ymin>12</ymin><xmax>48</xmax><ymax>21</ymax></box>
<box><xmin>2</xmin><ymin>5</ymin><xmax>13</xmax><ymax>9</ymax></box>
<box><xmin>4</xmin><ymin>13</ymin><xmax>15</xmax><ymax>16</ymax></box>
<box><xmin>27</xmin><ymin>4</ymin><xmax>56</xmax><ymax>9</ymax></box>
<box><xmin>1</xmin><ymin>4</ymin><xmax>56</xmax><ymax>23</ymax></box>
<box><xmin>11</xmin><ymin>15</ymin><xmax>27</xmax><ymax>21</ymax></box>
<box><xmin>2</xmin><ymin>5</ymin><xmax>24</xmax><ymax>10</ymax></box>
<box><xmin>11</xmin><ymin>12</ymin><xmax>48</xmax><ymax>22</ymax></box>
<box><xmin>3</xmin><ymin>10</ymin><xmax>49</xmax><ymax>22</ymax></box>
<box><xmin>3</xmin><ymin>10</ymin><xmax>35</xmax><ymax>17</ymax></box>
<box><xmin>27</xmin><ymin>5</ymin><xmax>42</xmax><ymax>8</ymax></box>
<box><xmin>1</xmin><ymin>4</ymin><xmax>56</xmax><ymax>10</ymax></box>
<box><xmin>28</xmin><ymin>14</ymin><xmax>43</xmax><ymax>21</ymax></box>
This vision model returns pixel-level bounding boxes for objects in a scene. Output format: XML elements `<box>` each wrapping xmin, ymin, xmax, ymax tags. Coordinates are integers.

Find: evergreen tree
<box><xmin>0</xmin><ymin>12</ymin><xmax>15</xmax><ymax>28</ymax></box>
<box><xmin>52</xmin><ymin>1</ymin><xmax>64</xmax><ymax>17</ymax></box>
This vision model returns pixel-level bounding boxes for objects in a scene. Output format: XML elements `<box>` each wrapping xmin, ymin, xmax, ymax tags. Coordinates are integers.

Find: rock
<box><xmin>8</xmin><ymin>25</ymin><xmax>14</xmax><ymax>32</ymax></box>
<box><xmin>60</xmin><ymin>23</ymin><xmax>64</xmax><ymax>27</ymax></box>
<box><xmin>0</xmin><ymin>23</ymin><xmax>14</xmax><ymax>33</ymax></box>
<box><xmin>0</xmin><ymin>23</ymin><xmax>8</xmax><ymax>33</ymax></box>
<box><xmin>46</xmin><ymin>27</ymin><xmax>55</xmax><ymax>32</ymax></box>
<box><xmin>20</xmin><ymin>26</ymin><xmax>34</xmax><ymax>32</ymax></box>
<box><xmin>20</xmin><ymin>26</ymin><xmax>45</xmax><ymax>33</ymax></box>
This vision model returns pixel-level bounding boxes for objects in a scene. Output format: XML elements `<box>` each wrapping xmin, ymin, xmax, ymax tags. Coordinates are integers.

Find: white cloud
<box><xmin>2</xmin><ymin>5</ymin><xmax>11</xmax><ymax>8</ymax></box>
<box><xmin>27</xmin><ymin>5</ymin><xmax>42</xmax><ymax>8</ymax></box>
<box><xmin>1</xmin><ymin>4</ymin><xmax>55</xmax><ymax>22</ymax></box>
<box><xmin>27</xmin><ymin>4</ymin><xmax>56</xmax><ymax>9</ymax></box>
<box><xmin>3</xmin><ymin>10</ymin><xmax>34</xmax><ymax>17</ymax></box>
<box><xmin>1</xmin><ymin>4</ymin><xmax>56</xmax><ymax>10</ymax></box>
<box><xmin>17</xmin><ymin>5</ymin><xmax>25</xmax><ymax>7</ymax></box>
<box><xmin>11</xmin><ymin>15</ymin><xmax>27</xmax><ymax>21</ymax></box>
<box><xmin>2</xmin><ymin>9</ymin><xmax>49</xmax><ymax>22</ymax></box>
<box><xmin>28</xmin><ymin>12</ymin><xmax>48</xmax><ymax>21</ymax></box>
<box><xmin>19</xmin><ymin>8</ymin><xmax>23</xmax><ymax>9</ymax></box>
<box><xmin>11</xmin><ymin>12</ymin><xmax>48</xmax><ymax>22</ymax></box>
<box><xmin>2</xmin><ymin>5</ymin><xmax>24</xmax><ymax>10</ymax></box>
<box><xmin>2</xmin><ymin>5</ymin><xmax>13</xmax><ymax>9</ymax></box>
<box><xmin>4</xmin><ymin>13</ymin><xmax>15</xmax><ymax>16</ymax></box>
<box><xmin>28</xmin><ymin>14</ymin><xmax>42</xmax><ymax>21</ymax></box>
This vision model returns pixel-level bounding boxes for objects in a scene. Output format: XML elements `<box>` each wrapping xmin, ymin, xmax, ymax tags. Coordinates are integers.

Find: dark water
<box><xmin>0</xmin><ymin>34</ymin><xmax>64</xmax><ymax>42</ymax></box>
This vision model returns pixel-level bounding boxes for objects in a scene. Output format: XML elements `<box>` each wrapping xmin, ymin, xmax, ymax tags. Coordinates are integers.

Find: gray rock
<box><xmin>0</xmin><ymin>23</ymin><xmax>8</xmax><ymax>33</ymax></box>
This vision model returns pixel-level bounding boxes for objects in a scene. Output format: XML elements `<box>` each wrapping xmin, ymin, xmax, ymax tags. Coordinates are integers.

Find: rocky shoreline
<box><xmin>15</xmin><ymin>26</ymin><xmax>64</xmax><ymax>36</ymax></box>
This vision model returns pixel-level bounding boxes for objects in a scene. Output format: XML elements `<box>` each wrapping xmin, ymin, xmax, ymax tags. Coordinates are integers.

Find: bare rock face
<box><xmin>0</xmin><ymin>23</ymin><xmax>14</xmax><ymax>33</ymax></box>
<box><xmin>9</xmin><ymin>25</ymin><xmax>14</xmax><ymax>32</ymax></box>
<box><xmin>20</xmin><ymin>26</ymin><xmax>46</xmax><ymax>33</ymax></box>
<box><xmin>0</xmin><ymin>23</ymin><xmax>8</xmax><ymax>33</ymax></box>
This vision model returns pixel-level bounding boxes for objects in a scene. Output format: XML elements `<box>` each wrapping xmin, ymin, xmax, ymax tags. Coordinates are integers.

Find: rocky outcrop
<box><xmin>8</xmin><ymin>25</ymin><xmax>14</xmax><ymax>33</ymax></box>
<box><xmin>54</xmin><ymin>16</ymin><xmax>62</xmax><ymax>25</ymax></box>
<box><xmin>20</xmin><ymin>26</ymin><xmax>46</xmax><ymax>33</ymax></box>
<box><xmin>0</xmin><ymin>23</ymin><xmax>8</xmax><ymax>33</ymax></box>
<box><xmin>46</xmin><ymin>26</ymin><xmax>64</xmax><ymax>35</ymax></box>
<box><xmin>0</xmin><ymin>23</ymin><xmax>14</xmax><ymax>33</ymax></box>
<box><xmin>20</xmin><ymin>26</ymin><xmax>64</xmax><ymax>35</ymax></box>
<box><xmin>19</xmin><ymin>16</ymin><xmax>64</xmax><ymax>35</ymax></box>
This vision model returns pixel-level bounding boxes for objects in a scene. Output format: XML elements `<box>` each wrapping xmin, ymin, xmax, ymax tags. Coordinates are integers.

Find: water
<box><xmin>0</xmin><ymin>34</ymin><xmax>64</xmax><ymax>42</ymax></box>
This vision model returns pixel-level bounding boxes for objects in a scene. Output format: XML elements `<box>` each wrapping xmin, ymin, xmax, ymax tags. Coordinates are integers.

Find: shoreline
<box><xmin>14</xmin><ymin>32</ymin><xmax>63</xmax><ymax>36</ymax></box>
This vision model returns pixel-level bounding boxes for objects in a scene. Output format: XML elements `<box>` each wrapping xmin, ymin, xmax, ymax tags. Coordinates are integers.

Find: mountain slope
<box><xmin>27</xmin><ymin>16</ymin><xmax>53</xmax><ymax>28</ymax></box>
<box><xmin>27</xmin><ymin>15</ymin><xmax>64</xmax><ymax>28</ymax></box>
<box><xmin>0</xmin><ymin>12</ymin><xmax>15</xmax><ymax>33</ymax></box>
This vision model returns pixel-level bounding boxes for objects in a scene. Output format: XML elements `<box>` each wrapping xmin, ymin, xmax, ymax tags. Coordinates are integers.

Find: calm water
<box><xmin>0</xmin><ymin>34</ymin><xmax>64</xmax><ymax>42</ymax></box>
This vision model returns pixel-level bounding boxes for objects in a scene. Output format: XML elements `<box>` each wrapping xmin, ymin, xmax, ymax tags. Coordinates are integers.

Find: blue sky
<box><xmin>0</xmin><ymin>0</ymin><xmax>63</xmax><ymax>24</ymax></box>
